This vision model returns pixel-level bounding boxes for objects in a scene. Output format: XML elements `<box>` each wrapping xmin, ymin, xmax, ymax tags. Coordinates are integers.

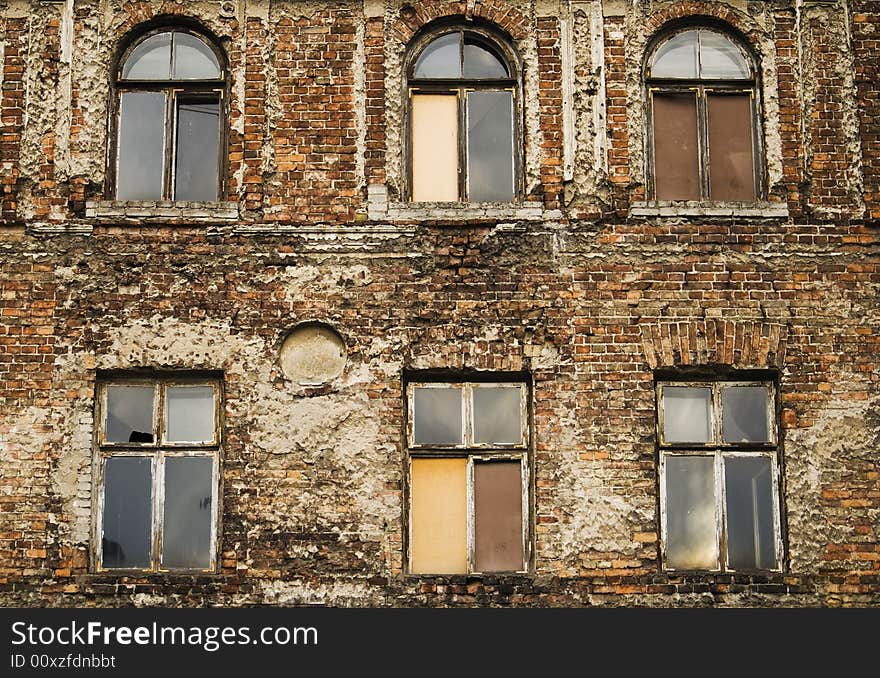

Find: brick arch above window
<box><xmin>643</xmin><ymin>3</ymin><xmax>765</xmax><ymax>48</ymax></box>
<box><xmin>640</xmin><ymin>320</ymin><xmax>789</xmax><ymax>370</ymax></box>
<box><xmin>391</xmin><ymin>0</ymin><xmax>530</xmax><ymax>44</ymax></box>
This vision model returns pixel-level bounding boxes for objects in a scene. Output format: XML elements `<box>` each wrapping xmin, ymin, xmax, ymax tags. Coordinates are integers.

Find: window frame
<box><xmin>404</xmin><ymin>25</ymin><xmax>523</xmax><ymax>203</ymax></box>
<box><xmin>644</xmin><ymin>25</ymin><xmax>764</xmax><ymax>203</ymax></box>
<box><xmin>656</xmin><ymin>378</ymin><xmax>784</xmax><ymax>573</ymax></box>
<box><xmin>405</xmin><ymin>379</ymin><xmax>531</xmax><ymax>575</ymax></box>
<box><xmin>108</xmin><ymin>25</ymin><xmax>229</xmax><ymax>202</ymax></box>
<box><xmin>93</xmin><ymin>374</ymin><xmax>223</xmax><ymax>573</ymax></box>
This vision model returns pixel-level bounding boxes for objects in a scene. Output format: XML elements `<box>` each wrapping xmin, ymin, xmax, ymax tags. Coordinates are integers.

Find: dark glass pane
<box><xmin>707</xmin><ymin>94</ymin><xmax>756</xmax><ymax>201</ymax></box>
<box><xmin>474</xmin><ymin>461</ymin><xmax>523</xmax><ymax>572</ymax></box>
<box><xmin>721</xmin><ymin>386</ymin><xmax>769</xmax><ymax>443</ymax></box>
<box><xmin>172</xmin><ymin>32</ymin><xmax>221</xmax><ymax>79</ymax></box>
<box><xmin>413</xmin><ymin>32</ymin><xmax>460</xmax><ymax>78</ymax></box>
<box><xmin>413</xmin><ymin>387</ymin><xmax>463</xmax><ymax>445</ymax></box>
<box><xmin>652</xmin><ymin>93</ymin><xmax>701</xmax><ymax>200</ymax></box>
<box><xmin>116</xmin><ymin>92</ymin><xmax>166</xmax><ymax>200</ymax></box>
<box><xmin>102</xmin><ymin>457</ymin><xmax>152</xmax><ymax>568</ymax></box>
<box><xmin>662</xmin><ymin>386</ymin><xmax>712</xmax><ymax>443</ymax></box>
<box><xmin>105</xmin><ymin>385</ymin><xmax>154</xmax><ymax>443</ymax></box>
<box><xmin>463</xmin><ymin>37</ymin><xmax>508</xmax><ymax>78</ymax></box>
<box><xmin>699</xmin><ymin>30</ymin><xmax>751</xmax><ymax>79</ymax></box>
<box><xmin>472</xmin><ymin>386</ymin><xmax>522</xmax><ymax>445</ymax></box>
<box><xmin>122</xmin><ymin>32</ymin><xmax>172</xmax><ymax>80</ymax></box>
<box><xmin>724</xmin><ymin>456</ymin><xmax>777</xmax><ymax>569</ymax></box>
<box><xmin>466</xmin><ymin>90</ymin><xmax>514</xmax><ymax>201</ymax></box>
<box><xmin>166</xmin><ymin>385</ymin><xmax>216</xmax><ymax>442</ymax></box>
<box><xmin>665</xmin><ymin>456</ymin><xmax>717</xmax><ymax>569</ymax></box>
<box><xmin>174</xmin><ymin>98</ymin><xmax>220</xmax><ymax>201</ymax></box>
<box><xmin>650</xmin><ymin>30</ymin><xmax>698</xmax><ymax>78</ymax></box>
<box><xmin>162</xmin><ymin>456</ymin><xmax>213</xmax><ymax>569</ymax></box>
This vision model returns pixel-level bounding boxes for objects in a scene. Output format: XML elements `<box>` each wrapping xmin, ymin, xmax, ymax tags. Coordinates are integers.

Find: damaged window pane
<box><xmin>662</xmin><ymin>386</ymin><xmax>711</xmax><ymax>443</ymax></box>
<box><xmin>474</xmin><ymin>461</ymin><xmax>523</xmax><ymax>572</ymax></box>
<box><xmin>707</xmin><ymin>94</ymin><xmax>756</xmax><ymax>202</ymax></box>
<box><xmin>464</xmin><ymin>38</ymin><xmax>509</xmax><ymax>78</ymax></box>
<box><xmin>652</xmin><ymin>93</ymin><xmax>701</xmax><ymax>201</ymax></box>
<box><xmin>665</xmin><ymin>456</ymin><xmax>717</xmax><ymax>569</ymax></box>
<box><xmin>162</xmin><ymin>456</ymin><xmax>214</xmax><ymax>569</ymax></box>
<box><xmin>650</xmin><ymin>30</ymin><xmax>698</xmax><ymax>78</ymax></box>
<box><xmin>105</xmin><ymin>385</ymin><xmax>155</xmax><ymax>443</ymax></box>
<box><xmin>102</xmin><ymin>456</ymin><xmax>152</xmax><ymax>568</ymax></box>
<box><xmin>413</xmin><ymin>387</ymin><xmax>463</xmax><ymax>445</ymax></box>
<box><xmin>466</xmin><ymin>90</ymin><xmax>514</xmax><ymax>202</ymax></box>
<box><xmin>472</xmin><ymin>385</ymin><xmax>522</xmax><ymax>445</ymax></box>
<box><xmin>724</xmin><ymin>456</ymin><xmax>777</xmax><ymax>570</ymax></box>
<box><xmin>116</xmin><ymin>92</ymin><xmax>166</xmax><ymax>201</ymax></box>
<box><xmin>721</xmin><ymin>386</ymin><xmax>769</xmax><ymax>443</ymax></box>
<box><xmin>699</xmin><ymin>31</ymin><xmax>751</xmax><ymax>79</ymax></box>
<box><xmin>174</xmin><ymin>98</ymin><xmax>221</xmax><ymax>201</ymax></box>
<box><xmin>165</xmin><ymin>385</ymin><xmax>215</xmax><ymax>442</ymax></box>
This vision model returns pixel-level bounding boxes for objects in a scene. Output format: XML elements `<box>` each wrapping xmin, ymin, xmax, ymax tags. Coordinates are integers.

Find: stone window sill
<box><xmin>630</xmin><ymin>201</ymin><xmax>789</xmax><ymax>218</ymax></box>
<box><xmin>384</xmin><ymin>201</ymin><xmax>550</xmax><ymax>223</ymax></box>
<box><xmin>85</xmin><ymin>201</ymin><xmax>239</xmax><ymax>221</ymax></box>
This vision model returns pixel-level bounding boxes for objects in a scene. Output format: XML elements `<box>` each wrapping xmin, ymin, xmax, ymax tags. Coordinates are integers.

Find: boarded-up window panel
<box><xmin>411</xmin><ymin>458</ymin><xmax>467</xmax><ymax>574</ymax></box>
<box><xmin>652</xmin><ymin>93</ymin><xmax>700</xmax><ymax>200</ymax></box>
<box><xmin>412</xmin><ymin>94</ymin><xmax>458</xmax><ymax>201</ymax></box>
<box><xmin>474</xmin><ymin>461</ymin><xmax>523</xmax><ymax>572</ymax></box>
<box><xmin>707</xmin><ymin>94</ymin><xmax>755</xmax><ymax>201</ymax></box>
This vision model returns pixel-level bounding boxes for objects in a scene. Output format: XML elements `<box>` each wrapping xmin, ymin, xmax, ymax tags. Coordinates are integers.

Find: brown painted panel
<box><xmin>412</xmin><ymin>94</ymin><xmax>458</xmax><ymax>201</ymax></box>
<box><xmin>652</xmin><ymin>93</ymin><xmax>700</xmax><ymax>200</ymax></box>
<box><xmin>708</xmin><ymin>94</ymin><xmax>756</xmax><ymax>201</ymax></box>
<box><xmin>411</xmin><ymin>457</ymin><xmax>467</xmax><ymax>574</ymax></box>
<box><xmin>474</xmin><ymin>461</ymin><xmax>523</xmax><ymax>572</ymax></box>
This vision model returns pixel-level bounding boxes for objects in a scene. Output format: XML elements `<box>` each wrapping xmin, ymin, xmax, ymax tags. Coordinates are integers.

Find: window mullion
<box><xmin>152</xmin><ymin>453</ymin><xmax>161</xmax><ymax>571</ymax></box>
<box><xmin>164</xmin><ymin>90</ymin><xmax>177</xmax><ymax>200</ymax></box>
<box><xmin>459</xmin><ymin>88</ymin><xmax>467</xmax><ymax>201</ymax></box>
<box><xmin>717</xmin><ymin>450</ymin><xmax>726</xmax><ymax>571</ymax></box>
<box><xmin>466</xmin><ymin>456</ymin><xmax>475</xmax><ymax>574</ymax></box>
<box><xmin>696</xmin><ymin>87</ymin><xmax>710</xmax><ymax>200</ymax></box>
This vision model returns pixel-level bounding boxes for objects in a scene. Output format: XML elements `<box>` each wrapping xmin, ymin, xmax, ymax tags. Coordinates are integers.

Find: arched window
<box><xmin>646</xmin><ymin>27</ymin><xmax>760</xmax><ymax>202</ymax></box>
<box><xmin>112</xmin><ymin>28</ymin><xmax>226</xmax><ymax>201</ymax></box>
<box><xmin>406</xmin><ymin>26</ymin><xmax>520</xmax><ymax>203</ymax></box>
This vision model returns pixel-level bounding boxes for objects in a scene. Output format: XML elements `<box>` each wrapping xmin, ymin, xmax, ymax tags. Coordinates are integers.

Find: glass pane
<box><xmin>172</xmin><ymin>32</ymin><xmax>221</xmax><ymax>79</ymax></box>
<box><xmin>722</xmin><ymin>386</ymin><xmax>770</xmax><ymax>443</ymax></box>
<box><xmin>665</xmin><ymin>456</ymin><xmax>717</xmax><ymax>569</ymax></box>
<box><xmin>707</xmin><ymin>94</ymin><xmax>756</xmax><ymax>201</ymax></box>
<box><xmin>662</xmin><ymin>386</ymin><xmax>712</xmax><ymax>443</ymax></box>
<box><xmin>466</xmin><ymin>90</ymin><xmax>514</xmax><ymax>202</ymax></box>
<box><xmin>463</xmin><ymin>38</ymin><xmax>508</xmax><ymax>78</ymax></box>
<box><xmin>102</xmin><ymin>457</ymin><xmax>152</xmax><ymax>568</ymax></box>
<box><xmin>652</xmin><ymin>93</ymin><xmax>701</xmax><ymax>200</ymax></box>
<box><xmin>162</xmin><ymin>456</ymin><xmax>213</xmax><ymax>569</ymax></box>
<box><xmin>413</xmin><ymin>387</ymin><xmax>463</xmax><ymax>445</ymax></box>
<box><xmin>116</xmin><ymin>92</ymin><xmax>166</xmax><ymax>200</ymax></box>
<box><xmin>699</xmin><ymin>30</ymin><xmax>751</xmax><ymax>79</ymax></box>
<box><xmin>650</xmin><ymin>30</ymin><xmax>698</xmax><ymax>78</ymax></box>
<box><xmin>166</xmin><ymin>386</ymin><xmax>215</xmax><ymax>443</ymax></box>
<box><xmin>411</xmin><ymin>458</ymin><xmax>467</xmax><ymax>574</ymax></box>
<box><xmin>413</xmin><ymin>32</ymin><xmax>460</xmax><ymax>79</ymax></box>
<box><xmin>724</xmin><ymin>456</ymin><xmax>777</xmax><ymax>569</ymax></box>
<box><xmin>472</xmin><ymin>386</ymin><xmax>522</xmax><ymax>445</ymax></box>
<box><xmin>174</xmin><ymin>98</ymin><xmax>220</xmax><ymax>201</ymax></box>
<box><xmin>105</xmin><ymin>385</ymin><xmax>154</xmax><ymax>443</ymax></box>
<box><xmin>122</xmin><ymin>32</ymin><xmax>172</xmax><ymax>80</ymax></box>
<box><xmin>411</xmin><ymin>94</ymin><xmax>458</xmax><ymax>201</ymax></box>
<box><xmin>474</xmin><ymin>461</ymin><xmax>523</xmax><ymax>572</ymax></box>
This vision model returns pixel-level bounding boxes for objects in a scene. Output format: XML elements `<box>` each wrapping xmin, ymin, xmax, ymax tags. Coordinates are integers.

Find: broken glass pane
<box><xmin>162</xmin><ymin>456</ymin><xmax>213</xmax><ymax>569</ymax></box>
<box><xmin>650</xmin><ymin>30</ymin><xmax>698</xmax><ymax>78</ymax></box>
<box><xmin>699</xmin><ymin>30</ymin><xmax>751</xmax><ymax>79</ymax></box>
<box><xmin>413</xmin><ymin>32</ymin><xmax>460</xmax><ymax>78</ymax></box>
<box><xmin>122</xmin><ymin>32</ymin><xmax>172</xmax><ymax>80</ymax></box>
<box><xmin>724</xmin><ymin>456</ymin><xmax>777</xmax><ymax>569</ymax></box>
<box><xmin>662</xmin><ymin>386</ymin><xmax>712</xmax><ymax>443</ymax></box>
<box><xmin>166</xmin><ymin>386</ymin><xmax>215</xmax><ymax>443</ymax></box>
<box><xmin>722</xmin><ymin>386</ymin><xmax>769</xmax><ymax>443</ymax></box>
<box><xmin>463</xmin><ymin>38</ymin><xmax>508</xmax><ymax>78</ymax></box>
<box><xmin>105</xmin><ymin>385</ymin><xmax>154</xmax><ymax>443</ymax></box>
<box><xmin>665</xmin><ymin>455</ymin><xmax>717</xmax><ymax>569</ymax></box>
<box><xmin>116</xmin><ymin>91</ymin><xmax>166</xmax><ymax>201</ymax></box>
<box><xmin>472</xmin><ymin>386</ymin><xmax>522</xmax><ymax>445</ymax></box>
<box><xmin>174</xmin><ymin>98</ymin><xmax>220</xmax><ymax>201</ymax></box>
<box><xmin>413</xmin><ymin>387</ymin><xmax>463</xmax><ymax>445</ymax></box>
<box><xmin>467</xmin><ymin>90</ymin><xmax>514</xmax><ymax>201</ymax></box>
<box><xmin>172</xmin><ymin>32</ymin><xmax>221</xmax><ymax>79</ymax></box>
<box><xmin>102</xmin><ymin>456</ymin><xmax>152</xmax><ymax>568</ymax></box>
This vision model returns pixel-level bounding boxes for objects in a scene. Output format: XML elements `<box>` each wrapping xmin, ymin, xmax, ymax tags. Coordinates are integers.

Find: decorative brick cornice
<box><xmin>640</xmin><ymin>320</ymin><xmax>788</xmax><ymax>370</ymax></box>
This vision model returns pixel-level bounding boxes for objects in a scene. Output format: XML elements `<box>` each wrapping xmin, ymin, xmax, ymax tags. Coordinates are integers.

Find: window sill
<box><xmin>383</xmin><ymin>201</ymin><xmax>551</xmax><ymax>224</ymax></box>
<box><xmin>630</xmin><ymin>201</ymin><xmax>789</xmax><ymax>219</ymax></box>
<box><xmin>85</xmin><ymin>200</ymin><xmax>239</xmax><ymax>222</ymax></box>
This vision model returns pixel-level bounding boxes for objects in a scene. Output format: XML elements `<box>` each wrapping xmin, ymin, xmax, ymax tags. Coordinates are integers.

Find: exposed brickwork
<box><xmin>1</xmin><ymin>18</ymin><xmax>26</xmax><ymax>222</ymax></box>
<box><xmin>853</xmin><ymin>2</ymin><xmax>880</xmax><ymax>220</ymax></box>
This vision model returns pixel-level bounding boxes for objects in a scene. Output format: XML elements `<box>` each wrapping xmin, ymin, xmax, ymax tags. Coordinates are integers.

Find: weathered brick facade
<box><xmin>0</xmin><ymin>0</ymin><xmax>877</xmax><ymax>607</ymax></box>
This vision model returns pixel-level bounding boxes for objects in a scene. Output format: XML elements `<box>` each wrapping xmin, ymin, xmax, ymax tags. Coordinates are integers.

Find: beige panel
<box><xmin>412</xmin><ymin>94</ymin><xmax>458</xmax><ymax>201</ymax></box>
<box><xmin>411</xmin><ymin>457</ymin><xmax>467</xmax><ymax>574</ymax></box>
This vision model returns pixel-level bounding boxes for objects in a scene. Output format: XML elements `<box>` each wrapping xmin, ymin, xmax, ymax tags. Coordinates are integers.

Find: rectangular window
<box><xmin>406</xmin><ymin>380</ymin><xmax>529</xmax><ymax>574</ymax></box>
<box><xmin>657</xmin><ymin>379</ymin><xmax>782</xmax><ymax>572</ymax></box>
<box><xmin>95</xmin><ymin>375</ymin><xmax>221</xmax><ymax>572</ymax></box>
